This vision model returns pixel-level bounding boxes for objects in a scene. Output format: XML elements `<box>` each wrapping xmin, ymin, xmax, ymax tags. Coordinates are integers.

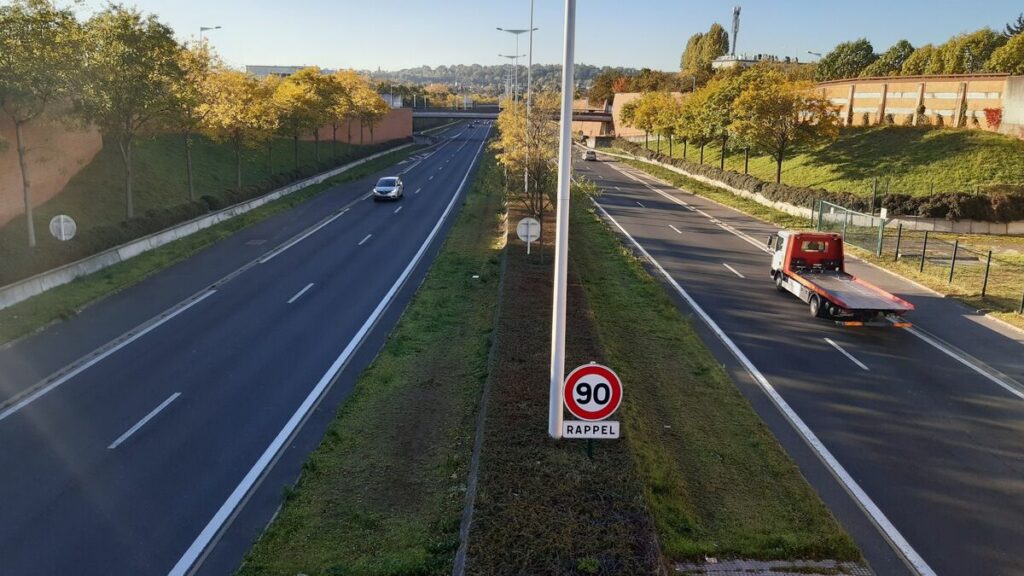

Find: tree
<box><xmin>0</xmin><ymin>0</ymin><xmax>83</xmax><ymax>246</ymax></box>
<box><xmin>588</xmin><ymin>69</ymin><xmax>620</xmax><ymax>107</ymax></box>
<box><xmin>1005</xmin><ymin>13</ymin><xmax>1024</xmax><ymax>37</ymax></box>
<box><xmin>80</xmin><ymin>5</ymin><xmax>181</xmax><ymax>220</ymax></box>
<box><xmin>680</xmin><ymin>33</ymin><xmax>703</xmax><ymax>73</ymax></box>
<box><xmin>198</xmin><ymin>69</ymin><xmax>278</xmax><ymax>190</ymax></box>
<box><xmin>700</xmin><ymin>24</ymin><xmax>730</xmax><ymax>65</ymax></box>
<box><xmin>168</xmin><ymin>39</ymin><xmax>218</xmax><ymax>201</ymax></box>
<box><xmin>901</xmin><ymin>44</ymin><xmax>936</xmax><ymax>75</ymax></box>
<box><xmin>936</xmin><ymin>29</ymin><xmax>1006</xmax><ymax>74</ymax></box>
<box><xmin>680</xmin><ymin>23</ymin><xmax>729</xmax><ymax>80</ymax></box>
<box><xmin>731</xmin><ymin>71</ymin><xmax>840</xmax><ymax>183</ymax></box>
<box><xmin>274</xmin><ymin>67</ymin><xmax>326</xmax><ymax>169</ymax></box>
<box><xmin>491</xmin><ymin>97</ymin><xmax>558</xmax><ymax>223</ymax></box>
<box><xmin>353</xmin><ymin>81</ymin><xmax>389</xmax><ymax>144</ymax></box>
<box><xmin>324</xmin><ymin>73</ymin><xmax>353</xmax><ymax>157</ymax></box>
<box><xmin>815</xmin><ymin>39</ymin><xmax>877</xmax><ymax>81</ymax></box>
<box><xmin>986</xmin><ymin>32</ymin><xmax>1024</xmax><ymax>74</ymax></box>
<box><xmin>650</xmin><ymin>92</ymin><xmax>684</xmax><ymax>156</ymax></box>
<box><xmin>861</xmin><ymin>40</ymin><xmax>914</xmax><ymax>77</ymax></box>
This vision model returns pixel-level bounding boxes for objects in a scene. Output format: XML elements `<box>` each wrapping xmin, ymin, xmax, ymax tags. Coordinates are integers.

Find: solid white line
<box><xmin>669</xmin><ymin>224</ymin><xmax>683</xmax><ymax>234</ymax></box>
<box><xmin>591</xmin><ymin>198</ymin><xmax>935</xmax><ymax>576</ymax></box>
<box><xmin>825</xmin><ymin>338</ymin><xmax>870</xmax><ymax>371</ymax></box>
<box><xmin>0</xmin><ymin>290</ymin><xmax>216</xmax><ymax>423</ymax></box>
<box><xmin>414</xmin><ymin>188</ymin><xmax>422</xmax><ymax>195</ymax></box>
<box><xmin>905</xmin><ymin>327</ymin><xmax>1024</xmax><ymax>401</ymax></box>
<box><xmin>722</xmin><ymin>263</ymin><xmax>746</xmax><ymax>279</ymax></box>
<box><xmin>167</xmin><ymin>124</ymin><xmax>491</xmax><ymax>576</ymax></box>
<box><xmin>107</xmin><ymin>392</ymin><xmax>181</xmax><ymax>450</ymax></box>
<box><xmin>358</xmin><ymin>234</ymin><xmax>372</xmax><ymax>246</ymax></box>
<box><xmin>429</xmin><ymin>175</ymin><xmax>434</xmax><ymax>180</ymax></box>
<box><xmin>636</xmin><ymin>201</ymin><xmax>645</xmax><ymax>208</ymax></box>
<box><xmin>259</xmin><ymin>209</ymin><xmax>348</xmax><ymax>264</ymax></box>
<box><xmin>286</xmin><ymin>283</ymin><xmax>314</xmax><ymax>305</ymax></box>
<box><xmin>394</xmin><ymin>206</ymin><xmax>403</xmax><ymax>214</ymax></box>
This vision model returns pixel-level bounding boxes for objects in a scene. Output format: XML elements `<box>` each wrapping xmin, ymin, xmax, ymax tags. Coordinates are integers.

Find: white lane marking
<box><xmin>669</xmin><ymin>224</ymin><xmax>683</xmax><ymax>234</ymax></box>
<box><xmin>591</xmin><ymin>198</ymin><xmax>936</xmax><ymax>576</ymax></box>
<box><xmin>167</xmin><ymin>124</ymin><xmax>491</xmax><ymax>576</ymax></box>
<box><xmin>615</xmin><ymin>186</ymin><xmax>621</xmax><ymax>191</ymax></box>
<box><xmin>825</xmin><ymin>338</ymin><xmax>870</xmax><ymax>371</ymax></box>
<box><xmin>414</xmin><ymin>188</ymin><xmax>422</xmax><ymax>195</ymax></box>
<box><xmin>612</xmin><ymin>159</ymin><xmax>1024</xmax><ymax>402</ymax></box>
<box><xmin>905</xmin><ymin>327</ymin><xmax>1024</xmax><ymax>401</ymax></box>
<box><xmin>636</xmin><ymin>201</ymin><xmax>645</xmax><ymax>208</ymax></box>
<box><xmin>0</xmin><ymin>291</ymin><xmax>216</xmax><ymax>423</ymax></box>
<box><xmin>394</xmin><ymin>206</ymin><xmax>403</xmax><ymax>214</ymax></box>
<box><xmin>358</xmin><ymin>234</ymin><xmax>372</xmax><ymax>246</ymax></box>
<box><xmin>361</xmin><ymin>192</ymin><xmax>372</xmax><ymax>200</ymax></box>
<box><xmin>438</xmin><ymin>166</ymin><xmax>443</xmax><ymax>171</ymax></box>
<box><xmin>286</xmin><ymin>283</ymin><xmax>314</xmax><ymax>305</ymax></box>
<box><xmin>722</xmin><ymin>263</ymin><xmax>746</xmax><ymax>279</ymax></box>
<box><xmin>107</xmin><ymin>392</ymin><xmax>181</xmax><ymax>450</ymax></box>
<box><xmin>429</xmin><ymin>175</ymin><xmax>434</xmax><ymax>180</ymax></box>
<box><xmin>259</xmin><ymin>209</ymin><xmax>349</xmax><ymax>264</ymax></box>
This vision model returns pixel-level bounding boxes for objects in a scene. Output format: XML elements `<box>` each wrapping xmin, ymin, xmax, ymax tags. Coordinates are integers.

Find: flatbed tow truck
<box><xmin>768</xmin><ymin>231</ymin><xmax>914</xmax><ymax>327</ymax></box>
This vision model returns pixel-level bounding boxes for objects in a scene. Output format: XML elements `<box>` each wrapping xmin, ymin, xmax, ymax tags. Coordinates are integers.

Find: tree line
<box><xmin>815</xmin><ymin>14</ymin><xmax>1024</xmax><ymax>81</ymax></box>
<box><xmin>620</xmin><ymin>66</ymin><xmax>839</xmax><ymax>185</ymax></box>
<box><xmin>0</xmin><ymin>0</ymin><xmax>390</xmax><ymax>247</ymax></box>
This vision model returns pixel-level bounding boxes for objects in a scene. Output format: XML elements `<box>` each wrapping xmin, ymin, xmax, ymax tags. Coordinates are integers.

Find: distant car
<box><xmin>582</xmin><ymin>150</ymin><xmax>597</xmax><ymax>161</ymax></box>
<box><xmin>373</xmin><ymin>176</ymin><xmax>404</xmax><ymax>201</ymax></box>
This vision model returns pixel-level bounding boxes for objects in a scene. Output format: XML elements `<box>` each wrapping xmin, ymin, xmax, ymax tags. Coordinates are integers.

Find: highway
<box><xmin>576</xmin><ymin>152</ymin><xmax>1024</xmax><ymax>576</ymax></box>
<box><xmin>0</xmin><ymin>121</ymin><xmax>490</xmax><ymax>575</ymax></box>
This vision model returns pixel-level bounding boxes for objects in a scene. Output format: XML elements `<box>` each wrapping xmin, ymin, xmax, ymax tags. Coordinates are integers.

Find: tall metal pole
<box><xmin>527</xmin><ymin>0</ymin><xmax>534</xmax><ymax>114</ymax></box>
<box><xmin>514</xmin><ymin>34</ymin><xmax>520</xmax><ymax>104</ymax></box>
<box><xmin>548</xmin><ymin>0</ymin><xmax>575</xmax><ymax>439</ymax></box>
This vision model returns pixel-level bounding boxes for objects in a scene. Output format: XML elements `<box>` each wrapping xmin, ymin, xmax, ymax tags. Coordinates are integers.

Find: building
<box><xmin>245</xmin><ymin>65</ymin><xmax>337</xmax><ymax>78</ymax></box>
<box><xmin>711</xmin><ymin>53</ymin><xmax>803</xmax><ymax>70</ymax></box>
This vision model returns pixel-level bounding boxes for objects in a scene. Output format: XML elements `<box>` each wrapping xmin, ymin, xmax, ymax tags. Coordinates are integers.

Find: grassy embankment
<box><xmin>614</xmin><ymin>154</ymin><xmax>1024</xmax><ymax>330</ymax></box>
<box><xmin>236</xmin><ymin>152</ymin><xmax>505</xmax><ymax>576</ymax></box>
<box><xmin>0</xmin><ymin>146</ymin><xmax>419</xmax><ymax>346</ymax></box>
<box><xmin>641</xmin><ymin>126</ymin><xmax>1024</xmax><ymax>197</ymax></box>
<box><xmin>466</xmin><ymin>187</ymin><xmax>858</xmax><ymax>573</ymax></box>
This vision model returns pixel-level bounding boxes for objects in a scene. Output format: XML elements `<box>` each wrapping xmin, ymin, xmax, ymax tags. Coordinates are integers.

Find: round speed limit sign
<box><xmin>563</xmin><ymin>363</ymin><xmax>623</xmax><ymax>421</ymax></box>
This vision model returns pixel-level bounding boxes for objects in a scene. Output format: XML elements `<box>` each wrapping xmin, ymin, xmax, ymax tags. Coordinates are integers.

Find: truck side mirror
<box><xmin>766</xmin><ymin>234</ymin><xmax>776</xmax><ymax>248</ymax></box>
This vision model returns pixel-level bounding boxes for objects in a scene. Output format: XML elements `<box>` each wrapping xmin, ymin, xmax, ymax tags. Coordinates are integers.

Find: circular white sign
<box><xmin>563</xmin><ymin>363</ymin><xmax>623</xmax><ymax>421</ymax></box>
<box><xmin>516</xmin><ymin>217</ymin><xmax>540</xmax><ymax>243</ymax></box>
<box><xmin>49</xmin><ymin>214</ymin><xmax>77</xmax><ymax>242</ymax></box>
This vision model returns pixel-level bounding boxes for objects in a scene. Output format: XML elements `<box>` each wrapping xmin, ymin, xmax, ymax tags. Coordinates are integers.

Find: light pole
<box><xmin>498</xmin><ymin>54</ymin><xmax>522</xmax><ymax>107</ymax></box>
<box><xmin>199</xmin><ymin>25</ymin><xmax>221</xmax><ymax>42</ymax></box>
<box><xmin>498</xmin><ymin>27</ymin><xmax>536</xmax><ymax>104</ymax></box>
<box><xmin>548</xmin><ymin>0</ymin><xmax>575</xmax><ymax>439</ymax></box>
<box><xmin>807</xmin><ymin>50</ymin><xmax>822</xmax><ymax>59</ymax></box>
<box><xmin>527</xmin><ymin>1</ymin><xmax>536</xmax><ymax>113</ymax></box>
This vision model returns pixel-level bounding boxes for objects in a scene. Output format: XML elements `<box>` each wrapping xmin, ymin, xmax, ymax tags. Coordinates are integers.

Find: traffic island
<box><xmin>464</xmin><ymin>188</ymin><xmax>861</xmax><ymax>573</ymax></box>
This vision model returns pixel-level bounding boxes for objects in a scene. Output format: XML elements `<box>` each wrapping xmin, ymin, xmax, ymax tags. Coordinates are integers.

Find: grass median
<box><xmin>236</xmin><ymin>152</ymin><xmax>504</xmax><ymax>576</ymax></box>
<box><xmin>614</xmin><ymin>153</ymin><xmax>1024</xmax><ymax>331</ymax></box>
<box><xmin>0</xmin><ymin>146</ymin><xmax>419</xmax><ymax>347</ymax></box>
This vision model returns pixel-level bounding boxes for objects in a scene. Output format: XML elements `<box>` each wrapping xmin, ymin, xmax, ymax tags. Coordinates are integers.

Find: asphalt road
<box><xmin>576</xmin><ymin>152</ymin><xmax>1024</xmax><ymax>576</ymax></box>
<box><xmin>0</xmin><ymin>121</ymin><xmax>490</xmax><ymax>575</ymax></box>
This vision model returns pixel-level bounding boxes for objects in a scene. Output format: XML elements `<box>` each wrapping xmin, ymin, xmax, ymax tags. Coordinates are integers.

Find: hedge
<box><xmin>0</xmin><ymin>139</ymin><xmax>411</xmax><ymax>286</ymax></box>
<box><xmin>614</xmin><ymin>139</ymin><xmax>1024</xmax><ymax>223</ymax></box>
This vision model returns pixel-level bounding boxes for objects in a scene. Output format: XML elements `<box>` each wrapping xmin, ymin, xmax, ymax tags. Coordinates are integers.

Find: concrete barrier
<box><xmin>0</xmin><ymin>143</ymin><xmax>412</xmax><ymax>311</ymax></box>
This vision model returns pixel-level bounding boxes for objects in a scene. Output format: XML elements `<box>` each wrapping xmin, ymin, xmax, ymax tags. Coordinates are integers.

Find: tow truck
<box><xmin>768</xmin><ymin>231</ymin><xmax>914</xmax><ymax>327</ymax></box>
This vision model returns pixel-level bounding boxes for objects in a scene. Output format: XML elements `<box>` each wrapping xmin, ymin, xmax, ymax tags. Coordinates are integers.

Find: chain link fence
<box><xmin>812</xmin><ymin>200</ymin><xmax>1024</xmax><ymax>314</ymax></box>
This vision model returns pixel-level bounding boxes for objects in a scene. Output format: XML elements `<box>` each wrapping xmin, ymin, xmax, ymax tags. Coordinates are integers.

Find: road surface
<box><xmin>0</xmin><ymin>121</ymin><xmax>490</xmax><ymax>575</ymax></box>
<box><xmin>576</xmin><ymin>152</ymin><xmax>1024</xmax><ymax>576</ymax></box>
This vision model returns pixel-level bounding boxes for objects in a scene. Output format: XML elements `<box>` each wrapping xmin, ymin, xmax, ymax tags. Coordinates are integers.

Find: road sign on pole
<box><xmin>516</xmin><ymin>217</ymin><xmax>540</xmax><ymax>254</ymax></box>
<box><xmin>49</xmin><ymin>214</ymin><xmax>77</xmax><ymax>242</ymax></box>
<box><xmin>562</xmin><ymin>363</ymin><xmax>622</xmax><ymax>439</ymax></box>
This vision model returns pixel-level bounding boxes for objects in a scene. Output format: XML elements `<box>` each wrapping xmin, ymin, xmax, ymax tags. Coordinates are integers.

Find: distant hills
<box><xmin>364</xmin><ymin>63</ymin><xmax>639</xmax><ymax>94</ymax></box>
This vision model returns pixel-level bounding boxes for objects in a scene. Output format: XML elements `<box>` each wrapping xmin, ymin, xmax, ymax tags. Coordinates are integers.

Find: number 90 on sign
<box><xmin>562</xmin><ymin>363</ymin><xmax>622</xmax><ymax>422</ymax></box>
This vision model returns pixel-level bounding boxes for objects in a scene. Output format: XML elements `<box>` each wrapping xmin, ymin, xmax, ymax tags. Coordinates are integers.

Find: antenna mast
<box><xmin>731</xmin><ymin>6</ymin><xmax>741</xmax><ymax>57</ymax></box>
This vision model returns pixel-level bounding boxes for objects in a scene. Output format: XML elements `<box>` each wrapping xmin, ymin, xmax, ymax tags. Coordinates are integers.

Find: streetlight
<box><xmin>199</xmin><ymin>25</ymin><xmax>221</xmax><ymax>41</ymax></box>
<box><xmin>807</xmin><ymin>50</ymin><xmax>822</xmax><ymax>58</ymax></box>
<box><xmin>497</xmin><ymin>26</ymin><xmax>537</xmax><ymax>104</ymax></box>
<box><xmin>549</xmin><ymin>0</ymin><xmax>575</xmax><ymax>439</ymax></box>
<box><xmin>498</xmin><ymin>54</ymin><xmax>523</xmax><ymax>107</ymax></box>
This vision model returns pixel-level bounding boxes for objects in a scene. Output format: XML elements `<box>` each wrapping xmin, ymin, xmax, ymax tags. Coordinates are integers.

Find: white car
<box><xmin>581</xmin><ymin>150</ymin><xmax>597</xmax><ymax>161</ymax></box>
<box><xmin>372</xmin><ymin>176</ymin><xmax>404</xmax><ymax>201</ymax></box>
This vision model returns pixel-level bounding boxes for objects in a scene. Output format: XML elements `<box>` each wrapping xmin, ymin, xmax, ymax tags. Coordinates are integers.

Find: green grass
<box><xmin>616</xmin><ymin>155</ymin><xmax>1024</xmax><ymax>331</ymax></box>
<box><xmin>236</xmin><ymin>152</ymin><xmax>504</xmax><ymax>576</ymax></box>
<box><xmin>640</xmin><ymin>126</ymin><xmax>1024</xmax><ymax>197</ymax></box>
<box><xmin>570</xmin><ymin>191</ymin><xmax>859</xmax><ymax>561</ymax></box>
<box><xmin>0</xmin><ymin>146</ymin><xmax>419</xmax><ymax>347</ymax></box>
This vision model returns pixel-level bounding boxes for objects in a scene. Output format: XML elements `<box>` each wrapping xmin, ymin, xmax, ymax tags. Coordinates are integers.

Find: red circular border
<box><xmin>563</xmin><ymin>364</ymin><xmax>622</xmax><ymax>421</ymax></box>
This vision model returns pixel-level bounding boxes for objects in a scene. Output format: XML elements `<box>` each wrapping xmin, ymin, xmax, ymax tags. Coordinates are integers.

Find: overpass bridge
<box><xmin>411</xmin><ymin>106</ymin><xmax>612</xmax><ymax>123</ymax></box>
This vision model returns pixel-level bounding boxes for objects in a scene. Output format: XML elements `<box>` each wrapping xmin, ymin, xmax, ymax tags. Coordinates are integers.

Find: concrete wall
<box><xmin>818</xmin><ymin>74</ymin><xmax>1014</xmax><ymax>131</ymax></box>
<box><xmin>0</xmin><ymin>115</ymin><xmax>103</xmax><ymax>227</ymax></box>
<box><xmin>309</xmin><ymin>107</ymin><xmax>412</xmax><ymax>145</ymax></box>
<box><xmin>611</xmin><ymin>92</ymin><xmax>684</xmax><ymax>139</ymax></box>
<box><xmin>572</xmin><ymin>98</ymin><xmax>612</xmax><ymax>137</ymax></box>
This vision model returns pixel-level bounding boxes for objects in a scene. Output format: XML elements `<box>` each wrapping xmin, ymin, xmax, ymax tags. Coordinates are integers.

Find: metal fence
<box><xmin>812</xmin><ymin>200</ymin><xmax>1024</xmax><ymax>314</ymax></box>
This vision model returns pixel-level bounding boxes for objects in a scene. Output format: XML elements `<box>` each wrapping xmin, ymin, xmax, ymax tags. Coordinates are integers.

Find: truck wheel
<box><xmin>809</xmin><ymin>295</ymin><xmax>824</xmax><ymax>318</ymax></box>
<box><xmin>775</xmin><ymin>273</ymin><xmax>785</xmax><ymax>292</ymax></box>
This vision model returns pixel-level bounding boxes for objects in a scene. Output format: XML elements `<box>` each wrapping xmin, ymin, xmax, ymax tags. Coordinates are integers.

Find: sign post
<box><xmin>516</xmin><ymin>217</ymin><xmax>540</xmax><ymax>254</ymax></box>
<box><xmin>49</xmin><ymin>214</ymin><xmax>77</xmax><ymax>242</ymax></box>
<box><xmin>561</xmin><ymin>363</ymin><xmax>622</xmax><ymax>440</ymax></box>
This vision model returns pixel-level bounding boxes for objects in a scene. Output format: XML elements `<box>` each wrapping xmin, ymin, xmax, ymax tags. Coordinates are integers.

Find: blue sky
<box><xmin>75</xmin><ymin>0</ymin><xmax>1023</xmax><ymax>71</ymax></box>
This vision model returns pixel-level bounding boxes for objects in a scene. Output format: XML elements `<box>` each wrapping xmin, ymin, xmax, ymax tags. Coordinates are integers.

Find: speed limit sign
<box><xmin>562</xmin><ymin>363</ymin><xmax>622</xmax><ymax>439</ymax></box>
